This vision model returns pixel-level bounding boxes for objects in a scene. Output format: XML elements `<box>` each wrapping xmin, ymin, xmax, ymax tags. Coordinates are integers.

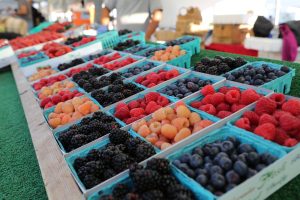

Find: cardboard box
<box><xmin>176</xmin><ymin>7</ymin><xmax>202</xmax><ymax>34</ymax></box>
<box><xmin>213</xmin><ymin>24</ymin><xmax>248</xmax><ymax>44</ymax></box>
<box><xmin>155</xmin><ymin>30</ymin><xmax>182</xmax><ymax>41</ymax></box>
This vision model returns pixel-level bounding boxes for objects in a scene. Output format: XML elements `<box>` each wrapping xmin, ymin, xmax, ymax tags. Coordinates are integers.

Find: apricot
<box><xmin>54</xmin><ymin>102</ymin><xmax>63</xmax><ymax>114</ymax></box>
<box><xmin>49</xmin><ymin>117</ymin><xmax>61</xmax><ymax>128</ymax></box>
<box><xmin>61</xmin><ymin>114</ymin><xmax>71</xmax><ymax>125</ymax></box>
<box><xmin>62</xmin><ymin>102</ymin><xmax>74</xmax><ymax>114</ymax></box>
<box><xmin>78</xmin><ymin>102</ymin><xmax>92</xmax><ymax>115</ymax></box>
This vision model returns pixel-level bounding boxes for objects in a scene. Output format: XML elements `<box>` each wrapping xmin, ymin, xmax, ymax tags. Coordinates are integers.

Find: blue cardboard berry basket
<box><xmin>166</xmin><ymin>49</ymin><xmax>193</xmax><ymax>69</ymax></box>
<box><xmin>65</xmin><ymin>129</ymin><xmax>158</xmax><ymax>193</ymax></box>
<box><xmin>227</xmin><ymin>95</ymin><xmax>300</xmax><ymax>152</ymax></box>
<box><xmin>155</xmin><ymin>71</ymin><xmax>226</xmax><ymax>102</ymax></box>
<box><xmin>167</xmin><ymin>125</ymin><xmax>286</xmax><ymax>199</ymax></box>
<box><xmin>165</xmin><ymin>35</ymin><xmax>201</xmax><ymax>55</ymax></box>
<box><xmin>26</xmin><ymin>66</ymin><xmax>60</xmax><ymax>83</ymax></box>
<box><xmin>53</xmin><ymin>110</ymin><xmax>124</xmax><ymax>155</ymax></box>
<box><xmin>19</xmin><ymin>52</ymin><xmax>49</xmax><ymax>68</ymax></box>
<box><xmin>97</xmin><ymin>30</ymin><xmax>119</xmax><ymax>49</ymax></box>
<box><xmin>87</xmin><ymin>164</ymin><xmax>212</xmax><ymax>200</ymax></box>
<box><xmin>68</xmin><ymin>37</ymin><xmax>101</xmax><ymax>50</ymax></box>
<box><xmin>119</xmin><ymin>31</ymin><xmax>146</xmax><ymax>44</ymax></box>
<box><xmin>82</xmin><ymin>49</ymin><xmax>113</xmax><ymax>62</ymax></box>
<box><xmin>183</xmin><ymin>80</ymin><xmax>273</xmax><ymax>122</ymax></box>
<box><xmin>224</xmin><ymin>61</ymin><xmax>295</xmax><ymax>94</ymax></box>
<box><xmin>100</xmin><ymin>54</ymin><xmax>145</xmax><ymax>72</ymax></box>
<box><xmin>134</xmin><ymin>45</ymin><xmax>167</xmax><ymax>57</ymax></box>
<box><xmin>123</xmin><ymin>43</ymin><xmax>155</xmax><ymax>54</ymax></box>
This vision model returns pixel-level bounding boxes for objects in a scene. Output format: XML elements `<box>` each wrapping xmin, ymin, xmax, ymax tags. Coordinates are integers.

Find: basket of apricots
<box><xmin>151</xmin><ymin>45</ymin><xmax>186</xmax><ymax>62</ymax></box>
<box><xmin>28</xmin><ymin>66</ymin><xmax>57</xmax><ymax>82</ymax></box>
<box><xmin>131</xmin><ymin>102</ymin><xmax>215</xmax><ymax>150</ymax></box>
<box><xmin>46</xmin><ymin>96</ymin><xmax>100</xmax><ymax>129</ymax></box>
<box><xmin>37</xmin><ymin>80</ymin><xmax>76</xmax><ymax>100</ymax></box>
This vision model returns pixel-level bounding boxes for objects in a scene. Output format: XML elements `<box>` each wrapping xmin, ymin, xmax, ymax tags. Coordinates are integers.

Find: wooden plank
<box><xmin>10</xmin><ymin>63</ymin><xmax>83</xmax><ymax>200</ymax></box>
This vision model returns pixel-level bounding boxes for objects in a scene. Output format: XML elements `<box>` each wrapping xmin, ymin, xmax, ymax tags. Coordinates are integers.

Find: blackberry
<box><xmin>129</xmin><ymin>163</ymin><xmax>144</xmax><ymax>176</ymax></box>
<box><xmin>234</xmin><ymin>57</ymin><xmax>247</xmax><ymax>67</ymax></box>
<box><xmin>70</xmin><ymin>134</ymin><xmax>87</xmax><ymax>150</ymax></box>
<box><xmin>131</xmin><ymin>169</ymin><xmax>161</xmax><ymax>192</ymax></box>
<box><xmin>209</xmin><ymin>59</ymin><xmax>222</xmax><ymax>67</ymax></box>
<box><xmin>73</xmin><ymin>157</ymin><xmax>88</xmax><ymax>171</ymax></box>
<box><xmin>194</xmin><ymin>63</ymin><xmax>209</xmax><ymax>73</ymax></box>
<box><xmin>86</xmin><ymin>149</ymin><xmax>100</xmax><ymax>161</ymax></box>
<box><xmin>206</xmin><ymin>66</ymin><xmax>219</xmax><ymax>75</ymax></box>
<box><xmin>141</xmin><ymin>190</ymin><xmax>164</xmax><ymax>200</ymax></box>
<box><xmin>167</xmin><ymin>184</ymin><xmax>194</xmax><ymax>199</ymax></box>
<box><xmin>78</xmin><ymin>79</ymin><xmax>88</xmax><ymax>87</ymax></box>
<box><xmin>200</xmin><ymin>57</ymin><xmax>211</xmax><ymax>66</ymax></box>
<box><xmin>103</xmin><ymin>169</ymin><xmax>117</xmax><ymax>180</ymax></box>
<box><xmin>123</xmin><ymin>193</ymin><xmax>139</xmax><ymax>200</ymax></box>
<box><xmin>109</xmin><ymin>129</ymin><xmax>131</xmax><ymax>144</ymax></box>
<box><xmin>125</xmin><ymin>83</ymin><xmax>138</xmax><ymax>90</ymax></box>
<box><xmin>217</xmin><ymin>63</ymin><xmax>231</xmax><ymax>74</ymax></box>
<box><xmin>81</xmin><ymin>117</ymin><xmax>92</xmax><ymax>125</ymax></box>
<box><xmin>125</xmin><ymin>138</ymin><xmax>143</xmax><ymax>155</ymax></box>
<box><xmin>82</xmin><ymin>174</ymin><xmax>101</xmax><ymax>189</ymax></box>
<box><xmin>134</xmin><ymin>143</ymin><xmax>156</xmax><ymax>162</ymax></box>
<box><xmin>112</xmin><ymin>184</ymin><xmax>130</xmax><ymax>199</ymax></box>
<box><xmin>146</xmin><ymin>158</ymin><xmax>170</xmax><ymax>175</ymax></box>
<box><xmin>83</xmin><ymin>83</ymin><xmax>93</xmax><ymax>92</ymax></box>
<box><xmin>112</xmin><ymin>153</ymin><xmax>132</xmax><ymax>172</ymax></box>
<box><xmin>159</xmin><ymin>174</ymin><xmax>178</xmax><ymax>189</ymax></box>
<box><xmin>224</xmin><ymin>57</ymin><xmax>235</xmax><ymax>68</ymax></box>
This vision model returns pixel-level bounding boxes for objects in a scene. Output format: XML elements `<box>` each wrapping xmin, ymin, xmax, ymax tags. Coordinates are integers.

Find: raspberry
<box><xmin>240</xmin><ymin>89</ymin><xmax>261</xmax><ymax>105</ymax></box>
<box><xmin>259</xmin><ymin>114</ymin><xmax>278</xmax><ymax>126</ymax></box>
<box><xmin>225</xmin><ymin>90</ymin><xmax>241</xmax><ymax>104</ymax></box>
<box><xmin>201</xmin><ymin>94</ymin><xmax>212</xmax><ymax>105</ymax></box>
<box><xmin>140</xmin><ymin>100</ymin><xmax>147</xmax><ymax>109</ymax></box>
<box><xmin>116</xmin><ymin>102</ymin><xmax>129</xmax><ymax>111</ymax></box>
<box><xmin>128</xmin><ymin>100</ymin><xmax>140</xmax><ymax>110</ymax></box>
<box><xmin>115</xmin><ymin>107</ymin><xmax>130</xmax><ymax>120</ymax></box>
<box><xmin>145</xmin><ymin>92</ymin><xmax>160</xmax><ymax>103</ymax></box>
<box><xmin>199</xmin><ymin>104</ymin><xmax>217</xmax><ymax>115</ymax></box>
<box><xmin>231</xmin><ymin>104</ymin><xmax>245</xmax><ymax>113</ymax></box>
<box><xmin>274</xmin><ymin>128</ymin><xmax>289</xmax><ymax>145</ymax></box>
<box><xmin>146</xmin><ymin>73</ymin><xmax>160</xmax><ymax>84</ymax></box>
<box><xmin>273</xmin><ymin>110</ymin><xmax>291</xmax><ymax>120</ymax></box>
<box><xmin>243</xmin><ymin>111</ymin><xmax>260</xmax><ymax>126</ymax></box>
<box><xmin>148</xmin><ymin>83</ymin><xmax>157</xmax><ymax>87</ymax></box>
<box><xmin>135</xmin><ymin>76</ymin><xmax>144</xmax><ymax>84</ymax></box>
<box><xmin>279</xmin><ymin>113</ymin><xmax>300</xmax><ymax>131</ymax></box>
<box><xmin>159</xmin><ymin>72</ymin><xmax>166</xmax><ymax>80</ymax></box>
<box><xmin>270</xmin><ymin>93</ymin><xmax>286</xmax><ymax>107</ymax></box>
<box><xmin>219</xmin><ymin>86</ymin><xmax>229</xmax><ymax>94</ymax></box>
<box><xmin>282</xmin><ymin>99</ymin><xmax>300</xmax><ymax>116</ymax></box>
<box><xmin>228</xmin><ymin>87</ymin><xmax>241</xmax><ymax>94</ymax></box>
<box><xmin>145</xmin><ymin>101</ymin><xmax>162</xmax><ymax>114</ymax></box>
<box><xmin>287</xmin><ymin>129</ymin><xmax>299</xmax><ymax>138</ymax></box>
<box><xmin>201</xmin><ymin>85</ymin><xmax>215</xmax><ymax>96</ymax></box>
<box><xmin>254</xmin><ymin>123</ymin><xmax>276</xmax><ymax>141</ymax></box>
<box><xmin>156</xmin><ymin>96</ymin><xmax>169</xmax><ymax>106</ymax></box>
<box><xmin>190</xmin><ymin>101</ymin><xmax>202</xmax><ymax>109</ymax></box>
<box><xmin>210</xmin><ymin>92</ymin><xmax>225</xmax><ymax>106</ymax></box>
<box><xmin>126</xmin><ymin>117</ymin><xmax>140</xmax><ymax>124</ymax></box>
<box><xmin>216</xmin><ymin>103</ymin><xmax>231</xmax><ymax>112</ymax></box>
<box><xmin>284</xmin><ymin>138</ymin><xmax>298</xmax><ymax>147</ymax></box>
<box><xmin>165</xmin><ymin>70</ymin><xmax>179</xmax><ymax>80</ymax></box>
<box><xmin>254</xmin><ymin>97</ymin><xmax>277</xmax><ymax>116</ymax></box>
<box><xmin>40</xmin><ymin>97</ymin><xmax>51</xmax><ymax>108</ymax></box>
<box><xmin>217</xmin><ymin>111</ymin><xmax>232</xmax><ymax>119</ymax></box>
<box><xmin>141</xmin><ymin>80</ymin><xmax>150</xmax><ymax>86</ymax></box>
<box><xmin>130</xmin><ymin>108</ymin><xmax>145</xmax><ymax>118</ymax></box>
<box><xmin>235</xmin><ymin>118</ymin><xmax>251</xmax><ymax>131</ymax></box>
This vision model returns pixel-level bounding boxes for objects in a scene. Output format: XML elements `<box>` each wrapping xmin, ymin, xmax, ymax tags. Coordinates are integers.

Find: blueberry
<box><xmin>195</xmin><ymin>168</ymin><xmax>208</xmax><ymax>176</ymax></box>
<box><xmin>237</xmin><ymin>153</ymin><xmax>248</xmax><ymax>163</ymax></box>
<box><xmin>166</xmin><ymin>90</ymin><xmax>173</xmax><ymax>96</ymax></box>
<box><xmin>227</xmin><ymin>74</ymin><xmax>235</xmax><ymax>81</ymax></box>
<box><xmin>176</xmin><ymin>94</ymin><xmax>184</xmax><ymax>99</ymax></box>
<box><xmin>246</xmin><ymin>152</ymin><xmax>260</xmax><ymax>166</ymax></box>
<box><xmin>206</xmin><ymin>185</ymin><xmax>215</xmax><ymax>193</ymax></box>
<box><xmin>197</xmin><ymin>80</ymin><xmax>205</xmax><ymax>86</ymax></box>
<box><xmin>196</xmin><ymin>174</ymin><xmax>208</xmax><ymax>186</ymax></box>
<box><xmin>238</xmin><ymin>144</ymin><xmax>255</xmax><ymax>154</ymax></box>
<box><xmin>260</xmin><ymin>153</ymin><xmax>277</xmax><ymax>165</ymax></box>
<box><xmin>193</xmin><ymin>147</ymin><xmax>204</xmax><ymax>156</ymax></box>
<box><xmin>230</xmin><ymin>153</ymin><xmax>238</xmax><ymax>162</ymax></box>
<box><xmin>210</xmin><ymin>174</ymin><xmax>226</xmax><ymax>189</ymax></box>
<box><xmin>204</xmin><ymin>156</ymin><xmax>213</xmax><ymax>164</ymax></box>
<box><xmin>187</xmin><ymin>82</ymin><xmax>195</xmax><ymax>90</ymax></box>
<box><xmin>204</xmin><ymin>163</ymin><xmax>213</xmax><ymax>171</ymax></box>
<box><xmin>232</xmin><ymin>71</ymin><xmax>239</xmax><ymax>77</ymax></box>
<box><xmin>248</xmin><ymin>69</ymin><xmax>256</xmax><ymax>76</ymax></box>
<box><xmin>192</xmin><ymin>77</ymin><xmax>200</xmax><ymax>83</ymax></box>
<box><xmin>267</xmin><ymin>72</ymin><xmax>275</xmax><ymax>78</ymax></box>
<box><xmin>247</xmin><ymin>168</ymin><xmax>257</xmax><ymax>178</ymax></box>
<box><xmin>218</xmin><ymin>157</ymin><xmax>233</xmax><ymax>171</ymax></box>
<box><xmin>227</xmin><ymin>137</ymin><xmax>240</xmax><ymax>147</ymax></box>
<box><xmin>179</xmin><ymin>153</ymin><xmax>192</xmax><ymax>163</ymax></box>
<box><xmin>123</xmin><ymin>73</ymin><xmax>132</xmax><ymax>78</ymax></box>
<box><xmin>184</xmin><ymin>168</ymin><xmax>196</xmax><ymax>178</ymax></box>
<box><xmin>225</xmin><ymin>170</ymin><xmax>240</xmax><ymax>184</ymax></box>
<box><xmin>173</xmin><ymin>89</ymin><xmax>179</xmax><ymax>95</ymax></box>
<box><xmin>277</xmin><ymin>71</ymin><xmax>286</xmax><ymax>77</ymax></box>
<box><xmin>237</xmin><ymin>76</ymin><xmax>245</xmax><ymax>83</ymax></box>
<box><xmin>257</xmin><ymin>69</ymin><xmax>265</xmax><ymax>74</ymax></box>
<box><xmin>245</xmin><ymin>75</ymin><xmax>252</xmax><ymax>81</ymax></box>
<box><xmin>169</xmin><ymin>84</ymin><xmax>177</xmax><ymax>90</ymax></box>
<box><xmin>143</xmin><ymin>64</ymin><xmax>151</xmax><ymax>70</ymax></box>
<box><xmin>220</xmin><ymin>141</ymin><xmax>234</xmax><ymax>153</ymax></box>
<box><xmin>209</xmin><ymin>165</ymin><xmax>223</xmax><ymax>175</ymax></box>
<box><xmin>172</xmin><ymin>159</ymin><xmax>181</xmax><ymax>167</ymax></box>
<box><xmin>209</xmin><ymin>146</ymin><xmax>220</xmax><ymax>158</ymax></box>
<box><xmin>214</xmin><ymin>152</ymin><xmax>229</xmax><ymax>163</ymax></box>
<box><xmin>280</xmin><ymin>66</ymin><xmax>290</xmax><ymax>73</ymax></box>
<box><xmin>256</xmin><ymin>164</ymin><xmax>266</xmax><ymax>172</ymax></box>
<box><xmin>233</xmin><ymin>160</ymin><xmax>248</xmax><ymax>177</ymax></box>
<box><xmin>226</xmin><ymin>184</ymin><xmax>237</xmax><ymax>192</ymax></box>
<box><xmin>189</xmin><ymin>154</ymin><xmax>203</xmax><ymax>169</ymax></box>
<box><xmin>254</xmin><ymin>74</ymin><xmax>263</xmax><ymax>80</ymax></box>
<box><xmin>254</xmin><ymin>79</ymin><xmax>264</xmax><ymax>85</ymax></box>
<box><xmin>204</xmin><ymin>80</ymin><xmax>212</xmax><ymax>85</ymax></box>
<box><xmin>244</xmin><ymin>81</ymin><xmax>250</xmax><ymax>85</ymax></box>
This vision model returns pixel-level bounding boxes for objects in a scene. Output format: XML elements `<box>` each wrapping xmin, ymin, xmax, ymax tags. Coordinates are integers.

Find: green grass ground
<box><xmin>0</xmin><ymin>50</ymin><xmax>300</xmax><ymax>200</ymax></box>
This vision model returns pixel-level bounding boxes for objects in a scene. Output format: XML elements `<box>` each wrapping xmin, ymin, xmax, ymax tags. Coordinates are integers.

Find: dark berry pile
<box><xmin>224</xmin><ymin>64</ymin><xmax>290</xmax><ymax>86</ymax></box>
<box><xmin>57</xmin><ymin>58</ymin><xmax>84</xmax><ymax>71</ymax></box>
<box><xmin>84</xmin><ymin>51</ymin><xmax>111</xmax><ymax>61</ymax></box>
<box><xmin>118</xmin><ymin>29</ymin><xmax>132</xmax><ymax>36</ymax></box>
<box><xmin>139</xmin><ymin>46</ymin><xmax>166</xmax><ymax>57</ymax></box>
<box><xmin>124</xmin><ymin>45</ymin><xmax>149</xmax><ymax>54</ymax></box>
<box><xmin>99</xmin><ymin>158</ymin><xmax>195</xmax><ymax>200</ymax></box>
<box><xmin>166</xmin><ymin>37</ymin><xmax>194</xmax><ymax>46</ymax></box>
<box><xmin>91</xmin><ymin>82</ymin><xmax>144</xmax><ymax>107</ymax></box>
<box><xmin>194</xmin><ymin>56</ymin><xmax>247</xmax><ymax>75</ymax></box>
<box><xmin>173</xmin><ymin>136</ymin><xmax>278</xmax><ymax>196</ymax></box>
<box><xmin>72</xmin><ymin>68</ymin><xmax>110</xmax><ymax>92</ymax></box>
<box><xmin>159</xmin><ymin>77</ymin><xmax>212</xmax><ymax>99</ymax></box>
<box><xmin>73</xmin><ymin>129</ymin><xmax>156</xmax><ymax>189</ymax></box>
<box><xmin>113</xmin><ymin>40</ymin><xmax>140</xmax><ymax>51</ymax></box>
<box><xmin>121</xmin><ymin>62</ymin><xmax>156</xmax><ymax>78</ymax></box>
<box><xmin>58</xmin><ymin>111</ymin><xmax>121</xmax><ymax>152</ymax></box>
<box><xmin>64</xmin><ymin>36</ymin><xmax>83</xmax><ymax>45</ymax></box>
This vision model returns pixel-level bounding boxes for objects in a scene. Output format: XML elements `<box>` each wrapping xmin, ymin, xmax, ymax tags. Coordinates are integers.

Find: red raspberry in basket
<box><xmin>279</xmin><ymin>113</ymin><xmax>300</xmax><ymax>131</ymax></box>
<box><xmin>165</xmin><ymin>69</ymin><xmax>179</xmax><ymax>80</ymax></box>
<box><xmin>287</xmin><ymin>129</ymin><xmax>300</xmax><ymax>138</ymax></box>
<box><xmin>115</xmin><ymin>102</ymin><xmax>129</xmax><ymax>111</ymax></box>
<box><xmin>254</xmin><ymin>97</ymin><xmax>277</xmax><ymax>115</ymax></box>
<box><xmin>216</xmin><ymin>102</ymin><xmax>231</xmax><ymax>112</ymax></box>
<box><xmin>259</xmin><ymin>114</ymin><xmax>278</xmax><ymax>126</ymax></box>
<box><xmin>217</xmin><ymin>111</ymin><xmax>233</xmax><ymax>119</ymax></box>
<box><xmin>270</xmin><ymin>93</ymin><xmax>286</xmax><ymax>107</ymax></box>
<box><xmin>210</xmin><ymin>92</ymin><xmax>225</xmax><ymax>106</ymax></box>
<box><xmin>190</xmin><ymin>101</ymin><xmax>202</xmax><ymax>109</ymax></box>
<box><xmin>159</xmin><ymin>72</ymin><xmax>166</xmax><ymax>80</ymax></box>
<box><xmin>51</xmin><ymin>95</ymin><xmax>62</xmax><ymax>104</ymax></box>
<box><xmin>254</xmin><ymin>123</ymin><xmax>276</xmax><ymax>140</ymax></box>
<box><xmin>219</xmin><ymin>86</ymin><xmax>230</xmax><ymax>94</ymax></box>
<box><xmin>145</xmin><ymin>101</ymin><xmax>162</xmax><ymax>114</ymax></box>
<box><xmin>199</xmin><ymin>104</ymin><xmax>217</xmax><ymax>115</ymax></box>
<box><xmin>274</xmin><ymin>128</ymin><xmax>290</xmax><ymax>145</ymax></box>
<box><xmin>128</xmin><ymin>100</ymin><xmax>140</xmax><ymax>110</ymax></box>
<box><xmin>284</xmin><ymin>138</ymin><xmax>298</xmax><ymax>147</ymax></box>
<box><xmin>146</xmin><ymin>73</ymin><xmax>160</xmax><ymax>84</ymax></box>
<box><xmin>40</xmin><ymin>97</ymin><xmax>51</xmax><ymax>108</ymax></box>
<box><xmin>235</xmin><ymin>118</ymin><xmax>251</xmax><ymax>131</ymax></box>
<box><xmin>115</xmin><ymin>107</ymin><xmax>130</xmax><ymax>120</ymax></box>
<box><xmin>135</xmin><ymin>76</ymin><xmax>144</xmax><ymax>84</ymax></box>
<box><xmin>243</xmin><ymin>111</ymin><xmax>260</xmax><ymax>126</ymax></box>
<box><xmin>225</xmin><ymin>90</ymin><xmax>241</xmax><ymax>104</ymax></box>
<box><xmin>282</xmin><ymin>99</ymin><xmax>300</xmax><ymax>116</ymax></box>
<box><xmin>202</xmin><ymin>94</ymin><xmax>212</xmax><ymax>105</ymax></box>
<box><xmin>148</xmin><ymin>83</ymin><xmax>157</xmax><ymax>88</ymax></box>
<box><xmin>273</xmin><ymin>110</ymin><xmax>291</xmax><ymax>120</ymax></box>
<box><xmin>228</xmin><ymin>87</ymin><xmax>241</xmax><ymax>94</ymax></box>
<box><xmin>231</xmin><ymin>104</ymin><xmax>246</xmax><ymax>113</ymax></box>
<box><xmin>141</xmin><ymin>80</ymin><xmax>150</xmax><ymax>86</ymax></box>
<box><xmin>130</xmin><ymin>108</ymin><xmax>145</xmax><ymax>118</ymax></box>
<box><xmin>126</xmin><ymin>117</ymin><xmax>140</xmax><ymax>124</ymax></box>
<box><xmin>240</xmin><ymin>89</ymin><xmax>261</xmax><ymax>105</ymax></box>
<box><xmin>201</xmin><ymin>85</ymin><xmax>215</xmax><ymax>96</ymax></box>
<box><xmin>145</xmin><ymin>92</ymin><xmax>160</xmax><ymax>103</ymax></box>
<box><xmin>157</xmin><ymin>96</ymin><xmax>169</xmax><ymax>106</ymax></box>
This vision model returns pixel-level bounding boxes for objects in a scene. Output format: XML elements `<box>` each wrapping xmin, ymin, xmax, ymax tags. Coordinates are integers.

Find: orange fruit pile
<box><xmin>38</xmin><ymin>80</ymin><xmax>75</xmax><ymax>100</ymax></box>
<box><xmin>151</xmin><ymin>45</ymin><xmax>186</xmax><ymax>62</ymax></box>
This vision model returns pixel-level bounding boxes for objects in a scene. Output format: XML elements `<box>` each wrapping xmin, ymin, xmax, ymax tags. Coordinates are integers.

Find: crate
<box><xmin>167</xmin><ymin>125</ymin><xmax>286</xmax><ymax>199</ymax></box>
<box><xmin>224</xmin><ymin>61</ymin><xmax>295</xmax><ymax>94</ymax></box>
<box><xmin>97</xmin><ymin>30</ymin><xmax>120</xmax><ymax>49</ymax></box>
<box><xmin>119</xmin><ymin>31</ymin><xmax>145</xmax><ymax>44</ymax></box>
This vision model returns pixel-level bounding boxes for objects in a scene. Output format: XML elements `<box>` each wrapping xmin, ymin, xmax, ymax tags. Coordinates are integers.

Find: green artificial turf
<box><xmin>0</xmin><ymin>50</ymin><xmax>300</xmax><ymax>200</ymax></box>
